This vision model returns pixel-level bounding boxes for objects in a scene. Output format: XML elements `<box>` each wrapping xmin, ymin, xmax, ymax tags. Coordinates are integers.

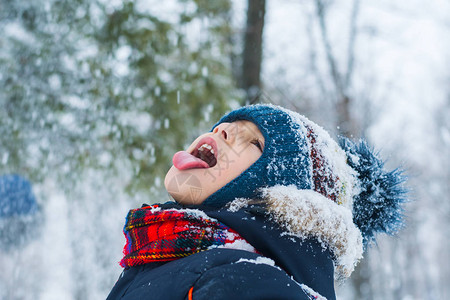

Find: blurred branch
<box><xmin>314</xmin><ymin>0</ymin><xmax>361</xmax><ymax>137</ymax></box>
<box><xmin>315</xmin><ymin>0</ymin><xmax>345</xmax><ymax>99</ymax></box>
<box><xmin>345</xmin><ymin>0</ymin><xmax>360</xmax><ymax>88</ymax></box>
<box><xmin>306</xmin><ymin>11</ymin><xmax>328</xmax><ymax>100</ymax></box>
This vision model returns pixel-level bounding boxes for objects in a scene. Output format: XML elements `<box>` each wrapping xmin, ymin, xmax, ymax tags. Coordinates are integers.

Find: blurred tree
<box><xmin>0</xmin><ymin>0</ymin><xmax>237</xmax><ymax>199</ymax></box>
<box><xmin>1</xmin><ymin>1</ymin><xmax>238</xmax><ymax>298</ymax></box>
<box><xmin>313</xmin><ymin>1</ymin><xmax>374</xmax><ymax>298</ymax></box>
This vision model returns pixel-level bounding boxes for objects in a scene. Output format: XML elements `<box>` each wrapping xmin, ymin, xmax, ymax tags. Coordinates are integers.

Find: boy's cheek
<box><xmin>163</xmin><ymin>166</ymin><xmax>174</xmax><ymax>190</ymax></box>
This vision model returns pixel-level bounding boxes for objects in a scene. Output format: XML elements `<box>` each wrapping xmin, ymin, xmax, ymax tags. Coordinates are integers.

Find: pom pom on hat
<box><xmin>339</xmin><ymin>137</ymin><xmax>408</xmax><ymax>246</ymax></box>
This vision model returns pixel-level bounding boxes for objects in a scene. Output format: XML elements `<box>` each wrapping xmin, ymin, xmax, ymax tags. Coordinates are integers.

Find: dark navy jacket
<box><xmin>107</xmin><ymin>203</ymin><xmax>335</xmax><ymax>300</ymax></box>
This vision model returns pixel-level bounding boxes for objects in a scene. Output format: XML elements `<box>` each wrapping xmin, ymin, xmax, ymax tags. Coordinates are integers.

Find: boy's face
<box><xmin>164</xmin><ymin>120</ymin><xmax>264</xmax><ymax>205</ymax></box>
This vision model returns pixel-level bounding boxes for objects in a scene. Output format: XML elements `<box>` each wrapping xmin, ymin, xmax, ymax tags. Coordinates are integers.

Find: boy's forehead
<box><xmin>234</xmin><ymin>120</ymin><xmax>264</xmax><ymax>138</ymax></box>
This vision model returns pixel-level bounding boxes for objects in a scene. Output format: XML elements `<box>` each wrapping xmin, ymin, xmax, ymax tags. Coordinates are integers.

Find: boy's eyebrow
<box><xmin>237</xmin><ymin>120</ymin><xmax>264</xmax><ymax>142</ymax></box>
<box><xmin>249</xmin><ymin>123</ymin><xmax>263</xmax><ymax>139</ymax></box>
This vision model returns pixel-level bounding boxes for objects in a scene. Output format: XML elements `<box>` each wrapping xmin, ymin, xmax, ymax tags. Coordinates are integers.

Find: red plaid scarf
<box><xmin>120</xmin><ymin>204</ymin><xmax>255</xmax><ymax>268</ymax></box>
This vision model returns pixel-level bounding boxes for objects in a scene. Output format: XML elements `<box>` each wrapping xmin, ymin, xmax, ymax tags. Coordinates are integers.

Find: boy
<box><xmin>107</xmin><ymin>104</ymin><xmax>407</xmax><ymax>300</ymax></box>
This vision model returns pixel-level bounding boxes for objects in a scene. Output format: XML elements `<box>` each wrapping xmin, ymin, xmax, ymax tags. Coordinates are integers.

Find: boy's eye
<box><xmin>251</xmin><ymin>139</ymin><xmax>263</xmax><ymax>152</ymax></box>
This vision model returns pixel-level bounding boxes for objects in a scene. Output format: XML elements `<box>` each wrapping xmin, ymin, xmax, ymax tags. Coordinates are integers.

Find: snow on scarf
<box><xmin>120</xmin><ymin>204</ymin><xmax>255</xmax><ymax>268</ymax></box>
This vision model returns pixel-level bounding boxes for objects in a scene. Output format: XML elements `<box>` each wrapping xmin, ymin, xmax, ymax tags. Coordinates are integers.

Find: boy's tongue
<box><xmin>173</xmin><ymin>151</ymin><xmax>209</xmax><ymax>170</ymax></box>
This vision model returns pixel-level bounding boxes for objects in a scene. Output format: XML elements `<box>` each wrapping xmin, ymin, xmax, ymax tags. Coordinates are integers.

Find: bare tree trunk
<box><xmin>315</xmin><ymin>0</ymin><xmax>360</xmax><ymax>137</ymax></box>
<box><xmin>314</xmin><ymin>0</ymin><xmax>371</xmax><ymax>298</ymax></box>
<box><xmin>336</xmin><ymin>95</ymin><xmax>353</xmax><ymax>137</ymax></box>
<box><xmin>242</xmin><ymin>0</ymin><xmax>266</xmax><ymax>104</ymax></box>
<box><xmin>315</xmin><ymin>0</ymin><xmax>345</xmax><ymax>97</ymax></box>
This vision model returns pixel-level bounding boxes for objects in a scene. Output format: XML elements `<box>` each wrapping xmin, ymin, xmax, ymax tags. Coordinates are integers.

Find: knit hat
<box><xmin>0</xmin><ymin>174</ymin><xmax>38</xmax><ymax>218</ymax></box>
<box><xmin>0</xmin><ymin>174</ymin><xmax>41</xmax><ymax>250</ymax></box>
<box><xmin>203</xmin><ymin>104</ymin><xmax>407</xmax><ymax>246</ymax></box>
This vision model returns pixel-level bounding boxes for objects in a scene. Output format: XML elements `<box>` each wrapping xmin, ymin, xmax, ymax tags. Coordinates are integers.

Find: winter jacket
<box><xmin>107</xmin><ymin>197</ymin><xmax>337</xmax><ymax>300</ymax></box>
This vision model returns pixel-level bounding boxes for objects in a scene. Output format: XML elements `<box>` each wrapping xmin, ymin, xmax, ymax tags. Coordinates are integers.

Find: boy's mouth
<box><xmin>172</xmin><ymin>137</ymin><xmax>218</xmax><ymax>170</ymax></box>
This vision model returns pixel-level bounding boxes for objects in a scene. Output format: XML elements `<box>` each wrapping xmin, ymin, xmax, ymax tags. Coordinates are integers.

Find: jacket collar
<box><xmin>200</xmin><ymin>203</ymin><xmax>337</xmax><ymax>300</ymax></box>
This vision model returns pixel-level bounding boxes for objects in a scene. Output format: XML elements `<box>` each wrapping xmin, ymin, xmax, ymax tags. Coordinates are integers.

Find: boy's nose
<box><xmin>213</xmin><ymin>122</ymin><xmax>237</xmax><ymax>144</ymax></box>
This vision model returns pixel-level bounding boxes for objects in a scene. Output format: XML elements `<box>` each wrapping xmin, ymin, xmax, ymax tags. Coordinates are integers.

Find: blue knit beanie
<box><xmin>0</xmin><ymin>174</ymin><xmax>41</xmax><ymax>250</ymax></box>
<box><xmin>0</xmin><ymin>174</ymin><xmax>38</xmax><ymax>218</ymax></box>
<box><xmin>203</xmin><ymin>104</ymin><xmax>407</xmax><ymax>245</ymax></box>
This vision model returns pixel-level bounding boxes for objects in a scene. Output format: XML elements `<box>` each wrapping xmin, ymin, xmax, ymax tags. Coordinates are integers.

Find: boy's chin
<box><xmin>164</xmin><ymin>166</ymin><xmax>209</xmax><ymax>205</ymax></box>
<box><xmin>168</xmin><ymin>192</ymin><xmax>208</xmax><ymax>206</ymax></box>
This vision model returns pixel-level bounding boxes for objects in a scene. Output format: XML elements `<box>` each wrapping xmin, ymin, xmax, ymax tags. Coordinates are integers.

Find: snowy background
<box><xmin>262</xmin><ymin>1</ymin><xmax>450</xmax><ymax>299</ymax></box>
<box><xmin>1</xmin><ymin>0</ymin><xmax>449</xmax><ymax>299</ymax></box>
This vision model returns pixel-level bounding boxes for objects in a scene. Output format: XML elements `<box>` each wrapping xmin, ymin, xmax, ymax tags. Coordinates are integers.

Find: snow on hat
<box><xmin>203</xmin><ymin>104</ymin><xmax>358</xmax><ymax>208</ymax></box>
<box><xmin>203</xmin><ymin>104</ymin><xmax>407</xmax><ymax>247</ymax></box>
